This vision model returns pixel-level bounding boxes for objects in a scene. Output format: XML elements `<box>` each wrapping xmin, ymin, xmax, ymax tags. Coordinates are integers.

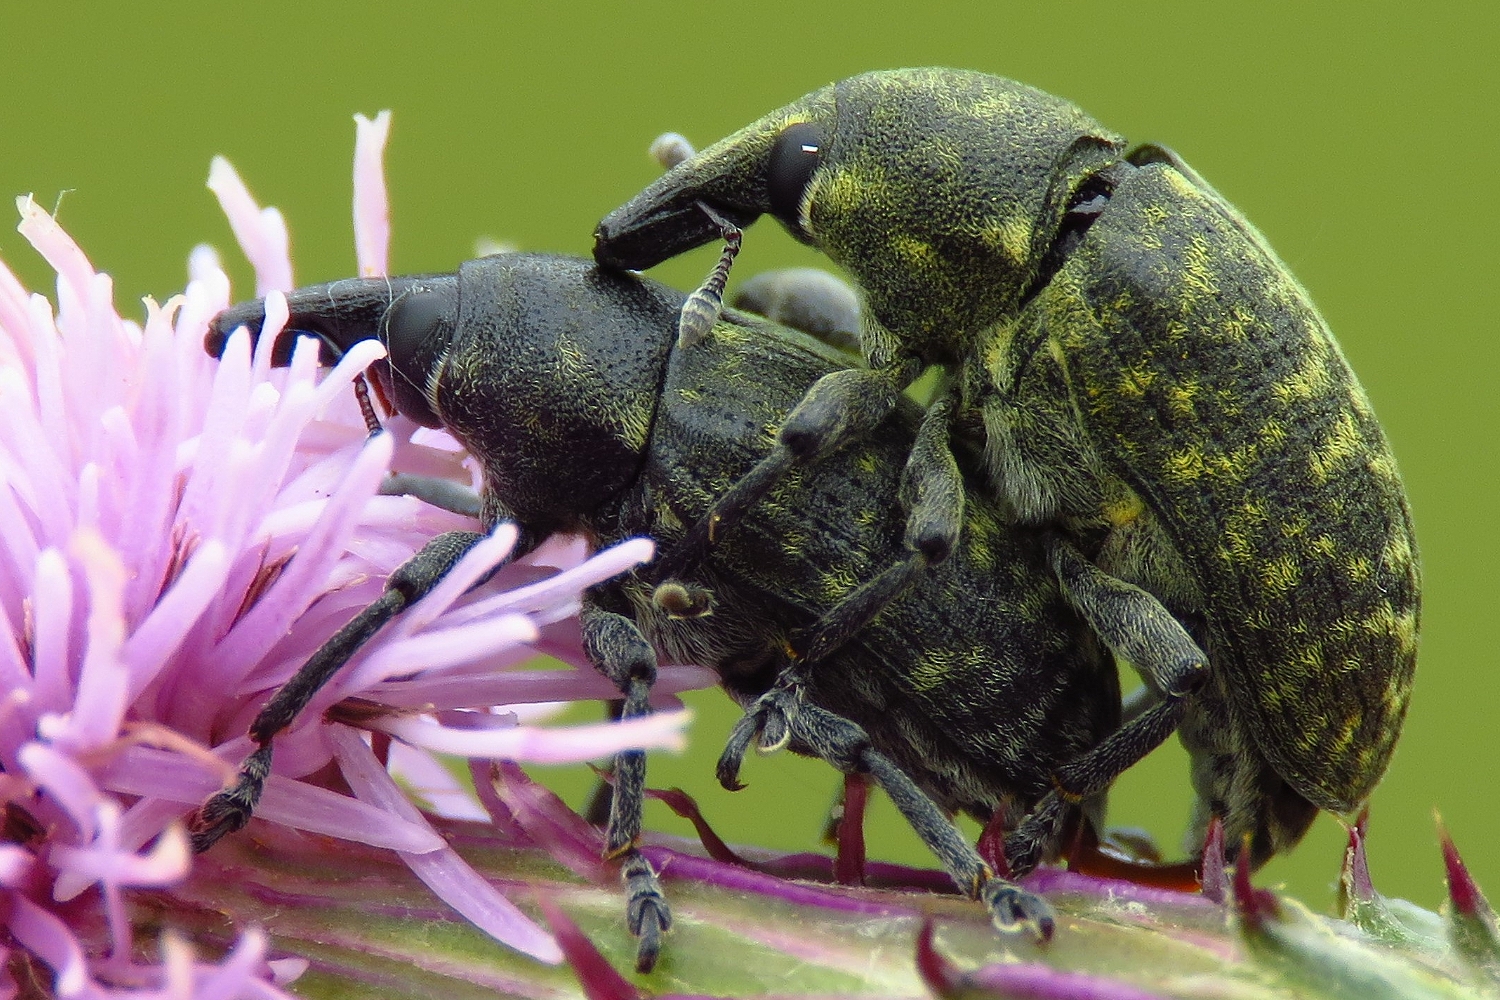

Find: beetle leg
<box><xmin>1002</xmin><ymin>533</ymin><xmax>1210</xmax><ymax>874</ymax></box>
<box><xmin>190</xmin><ymin>529</ymin><xmax>487</xmax><ymax>853</ymax></box>
<box><xmin>651</xmin><ymin>355</ymin><xmax>925</xmax><ymax>584</ymax></box>
<box><xmin>795</xmin><ymin>697</ymin><xmax>1056</xmax><ymax>940</ymax></box>
<box><xmin>719</xmin><ymin>672</ymin><xmax>1055</xmax><ymax>941</ymax></box>
<box><xmin>1006</xmin><ymin>701</ymin><xmax>1185</xmax><ymax>876</ymax></box>
<box><xmin>800</xmin><ymin>384</ymin><xmax>965</xmax><ymax>663</ymax></box>
<box><xmin>379</xmin><ymin>473</ymin><xmax>484</xmax><ymax>519</ymax></box>
<box><xmin>579</xmin><ymin>602</ymin><xmax>671</xmax><ymax>973</ymax></box>
<box><xmin>1045</xmin><ymin>533</ymin><xmax>1209</xmax><ymax>700</ymax></box>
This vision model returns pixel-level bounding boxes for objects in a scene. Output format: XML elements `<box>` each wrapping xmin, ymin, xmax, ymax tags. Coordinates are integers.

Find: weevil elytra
<box><xmin>192</xmin><ymin>252</ymin><xmax>1195</xmax><ymax>969</ymax></box>
<box><xmin>593</xmin><ymin>67</ymin><xmax>1419</xmax><ymax>871</ymax></box>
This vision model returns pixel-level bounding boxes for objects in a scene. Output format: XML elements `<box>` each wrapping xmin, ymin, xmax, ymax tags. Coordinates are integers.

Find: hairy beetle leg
<box><xmin>801</xmin><ymin>387</ymin><xmax>964</xmax><ymax>663</ymax></box>
<box><xmin>651</xmin><ymin>357</ymin><xmax>924</xmax><ymax>585</ymax></box>
<box><xmin>1007</xmin><ymin>698</ymin><xmax>1186</xmax><ymax>876</ymax></box>
<box><xmin>1001</xmin><ymin>534</ymin><xmax>1208</xmax><ymax>875</ymax></box>
<box><xmin>722</xmin><ymin>672</ymin><xmax>1055</xmax><ymax>941</ymax></box>
<box><xmin>189</xmin><ymin>528</ymin><xmax>487</xmax><ymax>853</ymax></box>
<box><xmin>579</xmin><ymin>603</ymin><xmax>674</xmax><ymax>973</ymax></box>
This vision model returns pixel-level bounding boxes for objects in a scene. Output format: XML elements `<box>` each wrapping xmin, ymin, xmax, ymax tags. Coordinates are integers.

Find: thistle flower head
<box><xmin>0</xmin><ymin>112</ymin><xmax>707</xmax><ymax>996</ymax></box>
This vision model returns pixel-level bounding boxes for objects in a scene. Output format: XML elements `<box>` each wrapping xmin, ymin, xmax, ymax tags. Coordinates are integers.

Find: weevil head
<box><xmin>205</xmin><ymin>256</ymin><xmax>679</xmax><ymax>537</ymax></box>
<box><xmin>595</xmin><ymin>68</ymin><xmax>1126</xmax><ymax>356</ymax></box>
<box><xmin>423</xmin><ymin>253</ymin><xmax>677</xmax><ymax>535</ymax></box>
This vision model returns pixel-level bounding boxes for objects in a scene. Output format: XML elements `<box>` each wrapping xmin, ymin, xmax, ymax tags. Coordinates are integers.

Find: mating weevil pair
<box><xmin>595</xmin><ymin>67</ymin><xmax>1419</xmax><ymax>874</ymax></box>
<box><xmin>192</xmin><ymin>66</ymin><xmax>1418</xmax><ymax>971</ymax></box>
<box><xmin>194</xmin><ymin>252</ymin><xmax>1165</xmax><ymax>970</ymax></box>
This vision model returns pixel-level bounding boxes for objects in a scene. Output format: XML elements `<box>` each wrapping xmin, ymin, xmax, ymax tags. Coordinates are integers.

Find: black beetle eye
<box><xmin>381</xmin><ymin>285</ymin><xmax>456</xmax><ymax>428</ymax></box>
<box><xmin>767</xmin><ymin>122</ymin><xmax>826</xmax><ymax>235</ymax></box>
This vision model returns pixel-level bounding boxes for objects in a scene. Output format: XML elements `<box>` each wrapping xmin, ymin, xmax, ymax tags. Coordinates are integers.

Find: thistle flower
<box><xmin>0</xmin><ymin>112</ymin><xmax>706</xmax><ymax>996</ymax></box>
<box><xmin>3</xmin><ymin>111</ymin><xmax>1494</xmax><ymax>1000</ymax></box>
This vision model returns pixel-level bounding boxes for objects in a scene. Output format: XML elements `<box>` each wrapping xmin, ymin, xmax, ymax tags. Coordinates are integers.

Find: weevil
<box><xmin>188</xmin><ymin>252</ymin><xmax>1201</xmax><ymax>970</ymax></box>
<box><xmin>594</xmin><ymin>67</ymin><xmax>1419</xmax><ymax>871</ymax></box>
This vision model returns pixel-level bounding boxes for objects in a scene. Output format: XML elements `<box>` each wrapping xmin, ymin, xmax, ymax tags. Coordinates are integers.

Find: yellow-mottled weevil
<box><xmin>192</xmin><ymin>252</ymin><xmax>1177</xmax><ymax>968</ymax></box>
<box><xmin>593</xmin><ymin>67</ymin><xmax>1419</xmax><ymax>874</ymax></box>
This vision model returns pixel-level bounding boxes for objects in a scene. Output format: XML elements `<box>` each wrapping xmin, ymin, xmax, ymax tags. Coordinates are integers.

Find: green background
<box><xmin>2</xmin><ymin>2</ymin><xmax>1495</xmax><ymax>914</ymax></box>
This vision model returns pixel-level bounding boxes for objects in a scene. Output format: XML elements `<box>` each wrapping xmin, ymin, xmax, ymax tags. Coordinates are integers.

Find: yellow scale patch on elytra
<box><xmin>817</xmin><ymin>564</ymin><xmax>863</xmax><ymax>604</ymax></box>
<box><xmin>1310</xmin><ymin>535</ymin><xmax>1339</xmax><ymax>558</ymax></box>
<box><xmin>1163</xmin><ymin>379</ymin><xmax>1199</xmax><ymax>419</ymax></box>
<box><xmin>1163</xmin><ymin>444</ymin><xmax>1209</xmax><ymax>485</ymax></box>
<box><xmin>1382</xmin><ymin>530</ymin><xmax>1414</xmax><ymax>573</ymax></box>
<box><xmin>1113</xmin><ymin>362</ymin><xmax>1159</xmax><ymax>400</ymax></box>
<box><xmin>1259</xmin><ymin>420</ymin><xmax>1288</xmax><ymax>449</ymax></box>
<box><xmin>1102</xmin><ymin>491</ymin><xmax>1145</xmax><ymax>528</ymax></box>
<box><xmin>1343</xmin><ymin>554</ymin><xmax>1374</xmax><ymax>585</ymax></box>
<box><xmin>1309</xmin><ymin>411</ymin><xmax>1365</xmax><ymax>484</ymax></box>
<box><xmin>1259</xmin><ymin>553</ymin><xmax>1303</xmax><ymax>596</ymax></box>
<box><xmin>1366</xmin><ymin>450</ymin><xmax>1401</xmax><ymax>483</ymax></box>
<box><xmin>1273</xmin><ymin>352</ymin><xmax>1335</xmax><ymax>407</ymax></box>
<box><xmin>676</xmin><ymin>387</ymin><xmax>702</xmax><ymax>403</ymax></box>
<box><xmin>1218</xmin><ymin>497</ymin><xmax>1272</xmax><ymax>565</ymax></box>
<box><xmin>1180</xmin><ymin>235</ymin><xmax>1221</xmax><ymax>302</ymax></box>
<box><xmin>1140</xmin><ymin>202</ymin><xmax>1171</xmax><ymax>227</ymax></box>
<box><xmin>907</xmin><ymin>648</ymin><xmax>965</xmax><ymax>694</ymax></box>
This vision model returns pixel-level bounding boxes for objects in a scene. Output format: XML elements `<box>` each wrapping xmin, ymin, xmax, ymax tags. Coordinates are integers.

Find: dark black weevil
<box><xmin>594</xmin><ymin>67</ymin><xmax>1419</xmax><ymax>872</ymax></box>
<box><xmin>189</xmin><ymin>253</ymin><xmax>1199</xmax><ymax>971</ymax></box>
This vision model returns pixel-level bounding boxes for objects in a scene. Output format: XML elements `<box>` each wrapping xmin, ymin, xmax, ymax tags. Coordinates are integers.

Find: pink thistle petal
<box><xmin>121</xmin><ymin>539</ymin><xmax>230</xmax><ymax>700</ymax></box>
<box><xmin>452</xmin><ymin>537</ymin><xmax>654</xmax><ymax>627</ymax></box>
<box><xmin>369</xmin><ymin>662</ymin><xmax>713</xmax><ymax>712</ymax></box>
<box><xmin>0</xmin><ymin>844</ymin><xmax>31</xmax><ymax>885</ymax></box>
<box><xmin>329</xmin><ymin>725</ymin><xmax>563</xmax><ymax>964</ymax></box>
<box><xmin>50</xmin><ymin>815</ymin><xmax>190</xmax><ymax>891</ymax></box>
<box><xmin>387</xmin><ymin>741</ymin><xmax>488</xmax><ymax>821</ymax></box>
<box><xmin>6</xmin><ymin>894</ymin><xmax>89</xmax><ymax>997</ymax></box>
<box><xmin>18</xmin><ymin>742</ymin><xmax>101</xmax><ymax>836</ymax></box>
<box><xmin>350</xmin><ymin>612</ymin><xmax>537</xmax><ymax>685</ymax></box>
<box><xmin>490</xmin><ymin>761</ymin><xmax>606</xmax><ymax>880</ymax></box>
<box><xmin>206</xmin><ymin>157</ymin><xmax>293</xmax><ymax>295</ymax></box>
<box><xmin>14</xmin><ymin>195</ymin><xmax>95</xmax><ymax>308</ymax></box>
<box><xmin>1200</xmin><ymin>814</ymin><xmax>1227</xmax><ymax>904</ymax></box>
<box><xmin>210</xmin><ymin>431</ymin><xmax>394</xmax><ymax>686</ymax></box>
<box><xmin>372</xmin><ymin>523</ymin><xmax>520</xmax><ymax>645</ymax></box>
<box><xmin>28</xmin><ymin>547</ymin><xmax>73</xmax><ymax>715</ymax></box>
<box><xmin>352</xmin><ymin>111</ymin><xmax>392</xmax><ymax>278</ymax></box>
<box><xmin>364</xmin><ymin>707</ymin><xmax>690</xmax><ymax>762</ymax></box>
<box><xmin>249</xmin><ymin>290</ymin><xmax>288</xmax><ymax>387</ymax></box>
<box><xmin>195</xmin><ymin>927</ymin><xmax>301</xmax><ymax>1000</ymax></box>
<box><xmin>48</xmin><ymin>531</ymin><xmax>130</xmax><ymax>752</ymax></box>
<box><xmin>535</xmin><ymin>897</ymin><xmax>641</xmax><ymax>1000</ymax></box>
<box><xmin>96</xmin><ymin>745</ymin><xmax>446</xmax><ymax>854</ymax></box>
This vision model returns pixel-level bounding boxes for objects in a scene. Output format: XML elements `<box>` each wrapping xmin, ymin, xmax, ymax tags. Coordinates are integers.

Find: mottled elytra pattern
<box><xmin>1027</xmin><ymin>163</ymin><xmax>1418</xmax><ymax>815</ymax></box>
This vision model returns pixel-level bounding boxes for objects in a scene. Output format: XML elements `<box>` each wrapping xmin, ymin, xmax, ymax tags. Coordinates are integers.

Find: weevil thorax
<box><xmin>804</xmin><ymin>69</ymin><xmax>1124</xmax><ymax>361</ymax></box>
<box><xmin>419</xmin><ymin>253</ymin><xmax>676</xmax><ymax>536</ymax></box>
